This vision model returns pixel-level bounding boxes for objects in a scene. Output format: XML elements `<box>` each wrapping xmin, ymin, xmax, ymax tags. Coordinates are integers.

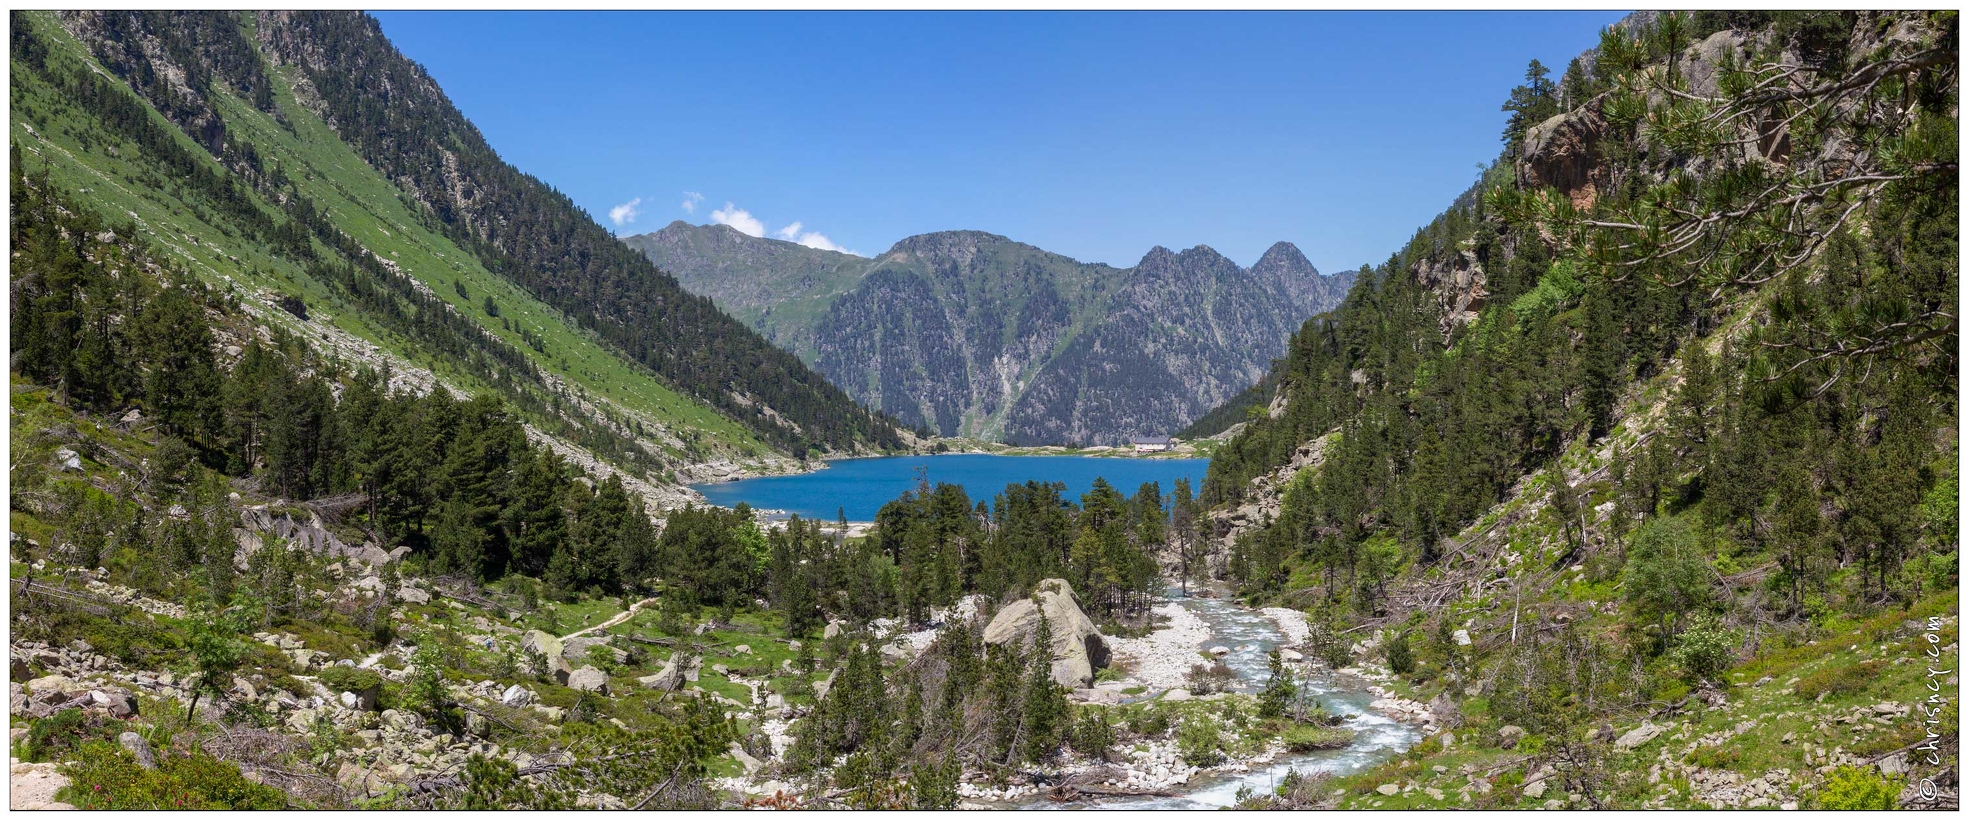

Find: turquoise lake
<box><xmin>691</xmin><ymin>454</ymin><xmax>1211</xmax><ymax>521</ymax></box>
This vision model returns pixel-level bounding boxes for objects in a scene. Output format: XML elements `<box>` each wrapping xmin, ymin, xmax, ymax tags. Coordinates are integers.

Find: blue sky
<box><xmin>374</xmin><ymin>11</ymin><xmax>1628</xmax><ymax>272</ymax></box>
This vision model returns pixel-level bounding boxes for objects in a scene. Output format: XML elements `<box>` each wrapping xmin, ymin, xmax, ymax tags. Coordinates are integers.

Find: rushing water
<box><xmin>1061</xmin><ymin>589</ymin><xmax>1420</xmax><ymax>810</ymax></box>
<box><xmin>692</xmin><ymin>454</ymin><xmax>1210</xmax><ymax>521</ymax></box>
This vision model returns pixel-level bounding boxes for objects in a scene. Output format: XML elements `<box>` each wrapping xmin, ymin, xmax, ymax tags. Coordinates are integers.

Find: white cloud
<box><xmin>681</xmin><ymin>191</ymin><xmax>704</xmax><ymax>214</ymax></box>
<box><xmin>700</xmin><ymin>201</ymin><xmax>862</xmax><ymax>255</ymax></box>
<box><xmin>608</xmin><ymin>197</ymin><xmax>643</xmax><ymax>227</ymax></box>
<box><xmin>710</xmin><ymin>202</ymin><xmax>767</xmax><ymax>237</ymax></box>
<box><xmin>786</xmin><ymin>229</ymin><xmax>855</xmax><ymax>255</ymax></box>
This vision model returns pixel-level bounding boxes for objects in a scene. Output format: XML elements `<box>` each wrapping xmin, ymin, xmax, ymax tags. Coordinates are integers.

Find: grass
<box><xmin>1280</xmin><ymin>721</ymin><xmax>1356</xmax><ymax>752</ymax></box>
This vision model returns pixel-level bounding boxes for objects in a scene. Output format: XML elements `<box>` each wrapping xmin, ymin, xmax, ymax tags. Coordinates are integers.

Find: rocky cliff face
<box><xmin>634</xmin><ymin>227</ymin><xmax>1354</xmax><ymax>445</ymax></box>
<box><xmin>1005</xmin><ymin>243</ymin><xmax>1343</xmax><ymax>445</ymax></box>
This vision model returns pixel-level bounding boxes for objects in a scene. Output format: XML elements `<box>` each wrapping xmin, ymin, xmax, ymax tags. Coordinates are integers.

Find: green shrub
<box><xmin>1176</xmin><ymin>713</ymin><xmax>1224</xmax><ymax>767</ymax></box>
<box><xmin>909</xmin><ymin>755</ymin><xmax>961</xmax><ymax>811</ymax></box>
<box><xmin>23</xmin><ymin>708</ymin><xmax>92</xmax><ymax>762</ymax></box>
<box><xmin>1670</xmin><ymin>616</ymin><xmax>1737</xmax><ymax>684</ymax></box>
<box><xmin>1129</xmin><ymin>707</ymin><xmax>1171</xmax><ymax>738</ymax></box>
<box><xmin>1491</xmin><ymin>769</ymin><xmax>1525</xmax><ymax>806</ymax></box>
<box><xmin>1186</xmin><ymin>660</ymin><xmax>1237</xmax><ymax>694</ymax></box>
<box><xmin>1280</xmin><ymin>722</ymin><xmax>1355</xmax><ymax>752</ymax></box>
<box><xmin>1508</xmin><ymin>260</ymin><xmax>1584</xmax><ymax>326</ymax></box>
<box><xmin>1811</xmin><ymin>766</ymin><xmax>1898</xmax><ymax>810</ymax></box>
<box><xmin>1622</xmin><ymin>517</ymin><xmax>1713</xmax><ymax>650</ymax></box>
<box><xmin>1069</xmin><ymin>709</ymin><xmax>1115</xmax><ymax>760</ymax></box>
<box><xmin>1306</xmin><ymin>621</ymin><xmax>1353</xmax><ymax>669</ymax></box>
<box><xmin>1385</xmin><ymin>631</ymin><xmax>1415</xmax><ymax>676</ymax></box>
<box><xmin>58</xmin><ymin>741</ymin><xmax>286</xmax><ymax>809</ymax></box>
<box><xmin>317</xmin><ymin>666</ymin><xmax>383</xmax><ymax>694</ymax></box>
<box><xmin>1685</xmin><ymin>744</ymin><xmax>1744</xmax><ymax>769</ymax></box>
<box><xmin>1795</xmin><ymin>660</ymin><xmax>1885</xmax><ymax>700</ymax></box>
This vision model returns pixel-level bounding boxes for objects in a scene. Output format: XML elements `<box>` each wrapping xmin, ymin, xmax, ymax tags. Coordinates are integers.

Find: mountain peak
<box><xmin>1179</xmin><ymin>244</ymin><xmax>1233</xmax><ymax>264</ymax></box>
<box><xmin>1252</xmin><ymin>241</ymin><xmax>1320</xmax><ymax>279</ymax></box>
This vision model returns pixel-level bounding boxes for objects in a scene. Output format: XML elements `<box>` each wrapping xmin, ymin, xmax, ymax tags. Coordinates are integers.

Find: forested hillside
<box><xmin>16</xmin><ymin>10</ymin><xmax>899</xmax><ymax>470</ymax></box>
<box><xmin>1196</xmin><ymin>10</ymin><xmax>1957</xmax><ymax>809</ymax></box>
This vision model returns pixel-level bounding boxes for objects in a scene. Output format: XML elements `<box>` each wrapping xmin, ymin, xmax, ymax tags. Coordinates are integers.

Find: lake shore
<box><xmin>691</xmin><ymin>452</ymin><xmax>1211</xmax><ymax>523</ymax></box>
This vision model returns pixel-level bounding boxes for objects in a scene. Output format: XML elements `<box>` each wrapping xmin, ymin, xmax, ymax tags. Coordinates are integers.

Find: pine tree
<box><xmin>1500</xmin><ymin>59</ymin><xmax>1559</xmax><ymax>149</ymax></box>
<box><xmin>1019</xmin><ymin>613</ymin><xmax>1068</xmax><ymax>764</ymax></box>
<box><xmin>1258</xmin><ymin>649</ymin><xmax>1298</xmax><ymax>719</ymax></box>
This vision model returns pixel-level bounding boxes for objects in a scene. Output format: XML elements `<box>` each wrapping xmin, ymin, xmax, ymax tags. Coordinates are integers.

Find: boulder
<box><xmin>1279</xmin><ymin>648</ymin><xmax>1304</xmax><ymax>662</ymax></box>
<box><xmin>521</xmin><ymin>630</ymin><xmax>572</xmax><ymax>680</ymax></box>
<box><xmin>562</xmin><ymin>636</ymin><xmax>627</xmax><ymax>665</ymax></box>
<box><xmin>728</xmin><ymin>741</ymin><xmax>763</xmax><ymax>774</ymax></box>
<box><xmin>639</xmin><ymin>661</ymin><xmax>683</xmax><ymax>693</ymax></box>
<box><xmin>1162</xmin><ymin>688</ymin><xmax>1193</xmax><ymax>702</ymax></box>
<box><xmin>117</xmin><ymin>731</ymin><xmax>157</xmax><ymax>770</ymax></box>
<box><xmin>91</xmin><ymin>689</ymin><xmax>138</xmax><ymax>719</ymax></box>
<box><xmin>567</xmin><ymin>666</ymin><xmax>610</xmax><ymax>694</ymax></box>
<box><xmin>1073</xmin><ymin>688</ymin><xmax>1125</xmax><ymax>705</ymax></box>
<box><xmin>1208</xmin><ymin>646</ymin><xmax>1232</xmax><ymax>657</ymax></box>
<box><xmin>500</xmin><ymin>684</ymin><xmax>534</xmax><ymax>707</ymax></box>
<box><xmin>381</xmin><ymin>708</ymin><xmax>424</xmax><ymax>733</ymax></box>
<box><xmin>1614</xmin><ymin>721</ymin><xmax>1664</xmax><ymax>750</ymax></box>
<box><xmin>25</xmin><ymin>675</ymin><xmax>78</xmax><ymax>695</ymax></box>
<box><xmin>1497</xmin><ymin>724</ymin><xmax>1526</xmax><ymax>749</ymax></box>
<box><xmin>981</xmin><ymin>579</ymin><xmax>1110</xmax><ymax>688</ymax></box>
<box><xmin>1429</xmin><ymin>692</ymin><xmax>1462</xmax><ymax>729</ymax></box>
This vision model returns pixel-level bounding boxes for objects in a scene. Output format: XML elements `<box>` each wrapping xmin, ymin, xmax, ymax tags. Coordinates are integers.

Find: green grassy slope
<box><xmin>620</xmin><ymin>221</ymin><xmax>872</xmax><ymax>362</ymax></box>
<box><xmin>10</xmin><ymin>11</ymin><xmax>776</xmax><ymax>481</ymax></box>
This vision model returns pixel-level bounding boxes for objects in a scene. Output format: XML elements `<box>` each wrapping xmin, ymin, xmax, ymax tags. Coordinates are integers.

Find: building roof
<box><xmin>1130</xmin><ymin>436</ymin><xmax>1172</xmax><ymax>445</ymax></box>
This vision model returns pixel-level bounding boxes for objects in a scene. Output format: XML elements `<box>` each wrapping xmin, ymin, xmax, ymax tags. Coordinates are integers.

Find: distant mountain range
<box><xmin>625</xmin><ymin>223</ymin><xmax>1355</xmax><ymax>445</ymax></box>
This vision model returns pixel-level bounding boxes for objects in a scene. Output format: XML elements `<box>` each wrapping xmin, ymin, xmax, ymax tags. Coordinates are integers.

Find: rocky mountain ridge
<box><xmin>630</xmin><ymin>223</ymin><xmax>1356</xmax><ymax>445</ymax></box>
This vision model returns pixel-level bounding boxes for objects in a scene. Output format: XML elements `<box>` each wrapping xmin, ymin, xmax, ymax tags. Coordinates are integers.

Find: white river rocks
<box><xmin>1106</xmin><ymin>600</ymin><xmax>1211</xmax><ymax>690</ymax></box>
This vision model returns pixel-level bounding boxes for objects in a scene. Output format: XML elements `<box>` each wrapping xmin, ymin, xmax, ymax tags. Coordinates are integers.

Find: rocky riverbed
<box><xmin>1044</xmin><ymin>586</ymin><xmax>1422</xmax><ymax>809</ymax></box>
<box><xmin>1107</xmin><ymin>600</ymin><xmax>1212</xmax><ymax>690</ymax></box>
